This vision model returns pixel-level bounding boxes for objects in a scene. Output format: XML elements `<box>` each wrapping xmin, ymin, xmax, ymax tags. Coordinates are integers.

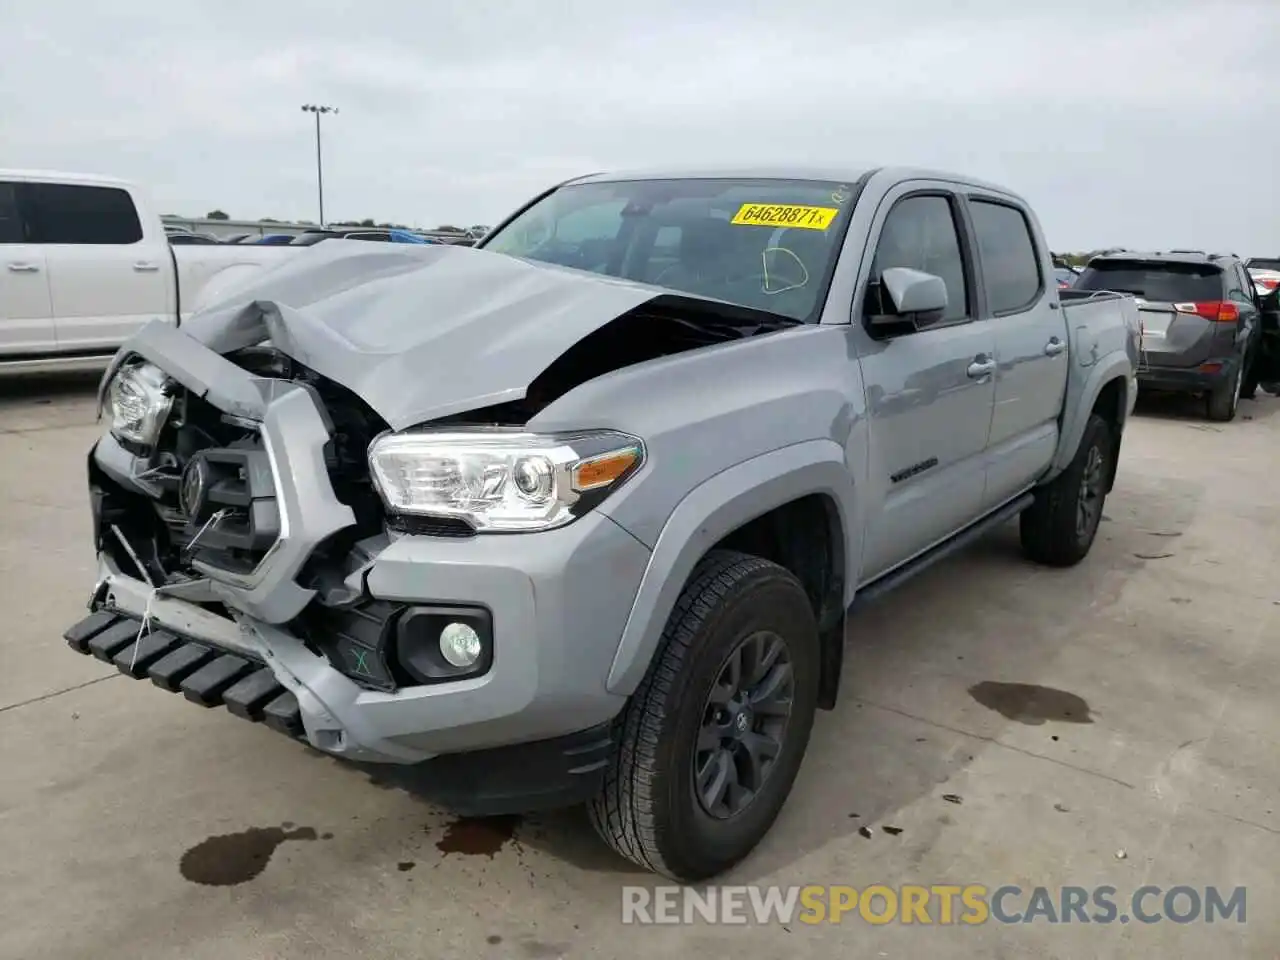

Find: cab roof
<box><xmin>0</xmin><ymin>169</ymin><xmax>133</xmax><ymax>188</ymax></box>
<box><xmin>564</xmin><ymin>164</ymin><xmax>1019</xmax><ymax>196</ymax></box>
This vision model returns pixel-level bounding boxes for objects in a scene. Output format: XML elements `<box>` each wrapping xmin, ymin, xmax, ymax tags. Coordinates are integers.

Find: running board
<box><xmin>850</xmin><ymin>493</ymin><xmax>1035</xmax><ymax>611</ymax></box>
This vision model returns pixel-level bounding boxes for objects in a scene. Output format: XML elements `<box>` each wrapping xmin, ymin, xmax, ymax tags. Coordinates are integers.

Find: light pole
<box><xmin>300</xmin><ymin>104</ymin><xmax>338</xmax><ymax>226</ymax></box>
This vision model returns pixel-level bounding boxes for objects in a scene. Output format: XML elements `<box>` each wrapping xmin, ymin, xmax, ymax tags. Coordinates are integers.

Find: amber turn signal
<box><xmin>572</xmin><ymin>447</ymin><xmax>640</xmax><ymax>492</ymax></box>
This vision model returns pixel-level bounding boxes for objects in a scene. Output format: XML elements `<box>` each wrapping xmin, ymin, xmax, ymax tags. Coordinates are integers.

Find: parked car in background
<box><xmin>254</xmin><ymin>234</ymin><xmax>297</xmax><ymax>246</ymax></box>
<box><xmin>167</xmin><ymin>232</ymin><xmax>221</xmax><ymax>245</ymax></box>
<box><xmin>1246</xmin><ymin>257</ymin><xmax>1280</xmax><ymax>295</ymax></box>
<box><xmin>289</xmin><ymin>227</ymin><xmax>437</xmax><ymax>246</ymax></box>
<box><xmin>1054</xmin><ymin>265</ymin><xmax>1079</xmax><ymax>288</ymax></box>
<box><xmin>72</xmin><ymin>163</ymin><xmax>1138</xmax><ymax>881</ymax></box>
<box><xmin>1074</xmin><ymin>251</ymin><xmax>1279</xmax><ymax>420</ymax></box>
<box><xmin>0</xmin><ymin>170</ymin><xmax>296</xmax><ymax>373</ymax></box>
<box><xmin>387</xmin><ymin>229</ymin><xmax>435</xmax><ymax>244</ymax></box>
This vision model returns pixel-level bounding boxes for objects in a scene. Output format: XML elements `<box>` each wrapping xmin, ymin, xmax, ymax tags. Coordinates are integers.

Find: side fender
<box><xmin>1051</xmin><ymin>352</ymin><xmax>1131</xmax><ymax>475</ymax></box>
<box><xmin>605</xmin><ymin>439</ymin><xmax>855</xmax><ymax>696</ymax></box>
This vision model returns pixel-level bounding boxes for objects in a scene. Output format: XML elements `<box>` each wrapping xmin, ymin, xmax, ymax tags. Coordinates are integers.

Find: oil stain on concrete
<box><xmin>968</xmin><ymin>681</ymin><xmax>1093</xmax><ymax>725</ymax></box>
<box><xmin>436</xmin><ymin>814</ymin><xmax>522</xmax><ymax>858</ymax></box>
<box><xmin>179</xmin><ymin>824</ymin><xmax>318</xmax><ymax>886</ymax></box>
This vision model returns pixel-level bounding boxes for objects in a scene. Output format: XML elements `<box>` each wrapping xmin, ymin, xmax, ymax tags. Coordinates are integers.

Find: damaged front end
<box><xmin>77</xmin><ymin>337</ymin><xmax>402</xmax><ymax>751</ymax></box>
<box><xmin>69</xmin><ymin>243</ymin><xmax>796</xmax><ymax>770</ymax></box>
<box><xmin>77</xmin><ymin>333</ymin><xmax>546</xmax><ymax>763</ymax></box>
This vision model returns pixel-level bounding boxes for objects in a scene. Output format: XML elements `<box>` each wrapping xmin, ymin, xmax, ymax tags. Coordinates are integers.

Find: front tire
<box><xmin>588</xmin><ymin>550</ymin><xmax>820</xmax><ymax>881</ymax></box>
<box><xmin>1020</xmin><ymin>413</ymin><xmax>1113</xmax><ymax>567</ymax></box>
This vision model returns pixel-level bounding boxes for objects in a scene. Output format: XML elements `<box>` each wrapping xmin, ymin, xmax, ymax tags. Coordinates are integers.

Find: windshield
<box><xmin>1247</xmin><ymin>258</ymin><xmax>1280</xmax><ymax>272</ymax></box>
<box><xmin>1075</xmin><ymin>260</ymin><xmax>1222</xmax><ymax>302</ymax></box>
<box><xmin>480</xmin><ymin>177</ymin><xmax>860</xmax><ymax>322</ymax></box>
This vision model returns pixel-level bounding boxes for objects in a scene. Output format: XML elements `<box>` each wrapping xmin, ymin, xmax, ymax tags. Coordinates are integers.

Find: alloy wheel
<box><xmin>693</xmin><ymin>630</ymin><xmax>794</xmax><ymax>820</ymax></box>
<box><xmin>1075</xmin><ymin>444</ymin><xmax>1105</xmax><ymax>541</ymax></box>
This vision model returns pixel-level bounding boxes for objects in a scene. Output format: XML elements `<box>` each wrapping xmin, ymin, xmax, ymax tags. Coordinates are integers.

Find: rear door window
<box><xmin>968</xmin><ymin>199</ymin><xmax>1043</xmax><ymax>315</ymax></box>
<box><xmin>1075</xmin><ymin>261</ymin><xmax>1223</xmax><ymax>302</ymax></box>
<box><xmin>26</xmin><ymin>183</ymin><xmax>143</xmax><ymax>244</ymax></box>
<box><xmin>0</xmin><ymin>182</ymin><xmax>26</xmax><ymax>243</ymax></box>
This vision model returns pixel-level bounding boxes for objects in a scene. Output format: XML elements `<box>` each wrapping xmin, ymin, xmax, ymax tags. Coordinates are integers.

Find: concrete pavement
<box><xmin>1</xmin><ymin>372</ymin><xmax>1277</xmax><ymax>959</ymax></box>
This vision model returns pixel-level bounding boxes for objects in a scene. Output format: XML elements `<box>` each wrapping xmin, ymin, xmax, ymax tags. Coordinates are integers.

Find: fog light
<box><xmin>394</xmin><ymin>605</ymin><xmax>492</xmax><ymax>684</ymax></box>
<box><xmin>439</xmin><ymin>622</ymin><xmax>482</xmax><ymax>668</ymax></box>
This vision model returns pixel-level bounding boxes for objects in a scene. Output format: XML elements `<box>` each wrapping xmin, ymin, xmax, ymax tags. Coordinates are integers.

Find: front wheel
<box><xmin>1020</xmin><ymin>413</ymin><xmax>1113</xmax><ymax>567</ymax></box>
<box><xmin>588</xmin><ymin>550</ymin><xmax>820</xmax><ymax>881</ymax></box>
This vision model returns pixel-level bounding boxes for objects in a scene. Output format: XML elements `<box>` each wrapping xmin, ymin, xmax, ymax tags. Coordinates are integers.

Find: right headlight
<box><xmin>367</xmin><ymin>429</ymin><xmax>645</xmax><ymax>533</ymax></box>
<box><xmin>104</xmin><ymin>361</ymin><xmax>174</xmax><ymax>449</ymax></box>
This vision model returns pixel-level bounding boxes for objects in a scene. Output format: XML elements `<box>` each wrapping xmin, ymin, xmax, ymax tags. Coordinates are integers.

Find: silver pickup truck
<box><xmin>66</xmin><ymin>165</ymin><xmax>1140</xmax><ymax>881</ymax></box>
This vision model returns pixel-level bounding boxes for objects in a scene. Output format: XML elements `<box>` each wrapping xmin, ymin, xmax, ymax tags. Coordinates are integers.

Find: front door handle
<box><xmin>967</xmin><ymin>356</ymin><xmax>996</xmax><ymax>379</ymax></box>
<box><xmin>6</xmin><ymin>262</ymin><xmax>39</xmax><ymax>273</ymax></box>
<box><xmin>132</xmin><ymin>261</ymin><xmax>160</xmax><ymax>272</ymax></box>
<box><xmin>1044</xmin><ymin>337</ymin><xmax>1066</xmax><ymax>356</ymax></box>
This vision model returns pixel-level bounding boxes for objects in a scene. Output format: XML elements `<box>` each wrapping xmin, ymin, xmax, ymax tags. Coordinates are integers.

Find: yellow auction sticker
<box><xmin>731</xmin><ymin>203</ymin><xmax>838</xmax><ymax>230</ymax></box>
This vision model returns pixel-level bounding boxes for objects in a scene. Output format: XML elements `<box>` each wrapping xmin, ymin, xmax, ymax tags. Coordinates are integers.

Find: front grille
<box><xmin>98</xmin><ymin>348</ymin><xmax>473</xmax><ymax>594</ymax></box>
<box><xmin>161</xmin><ymin>441</ymin><xmax>282</xmax><ymax>574</ymax></box>
<box><xmin>227</xmin><ymin>348</ymin><xmax>388</xmax><ymax>544</ymax></box>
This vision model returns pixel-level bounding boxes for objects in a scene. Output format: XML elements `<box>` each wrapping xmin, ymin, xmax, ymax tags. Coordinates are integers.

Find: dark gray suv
<box><xmin>1075</xmin><ymin>251</ymin><xmax>1279</xmax><ymax>421</ymax></box>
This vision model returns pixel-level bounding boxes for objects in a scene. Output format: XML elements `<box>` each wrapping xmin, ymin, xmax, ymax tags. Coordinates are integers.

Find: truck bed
<box><xmin>1059</xmin><ymin>289</ymin><xmax>1141</xmax><ymax>368</ymax></box>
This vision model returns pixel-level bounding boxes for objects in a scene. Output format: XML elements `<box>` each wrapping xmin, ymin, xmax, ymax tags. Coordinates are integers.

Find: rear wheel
<box><xmin>1206</xmin><ymin>361</ymin><xmax>1243</xmax><ymax>422</ymax></box>
<box><xmin>1020</xmin><ymin>413</ymin><xmax>1112</xmax><ymax>567</ymax></box>
<box><xmin>588</xmin><ymin>550</ymin><xmax>820</xmax><ymax>881</ymax></box>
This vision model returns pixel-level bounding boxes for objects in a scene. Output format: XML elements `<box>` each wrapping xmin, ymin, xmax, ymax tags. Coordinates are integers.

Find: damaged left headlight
<box><xmin>104</xmin><ymin>361</ymin><xmax>174</xmax><ymax>449</ymax></box>
<box><xmin>367</xmin><ymin>429</ymin><xmax>645</xmax><ymax>532</ymax></box>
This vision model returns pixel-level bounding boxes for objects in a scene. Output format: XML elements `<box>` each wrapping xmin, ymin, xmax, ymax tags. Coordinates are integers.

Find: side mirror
<box><xmin>870</xmin><ymin>267</ymin><xmax>948</xmax><ymax>329</ymax></box>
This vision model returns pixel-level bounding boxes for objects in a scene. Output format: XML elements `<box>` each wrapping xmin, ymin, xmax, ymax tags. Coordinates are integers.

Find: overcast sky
<box><xmin>2</xmin><ymin>0</ymin><xmax>1277</xmax><ymax>251</ymax></box>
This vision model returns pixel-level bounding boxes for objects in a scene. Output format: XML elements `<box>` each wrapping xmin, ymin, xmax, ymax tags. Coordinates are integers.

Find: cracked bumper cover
<box><xmin>78</xmin><ymin>322</ymin><xmax>649</xmax><ymax>774</ymax></box>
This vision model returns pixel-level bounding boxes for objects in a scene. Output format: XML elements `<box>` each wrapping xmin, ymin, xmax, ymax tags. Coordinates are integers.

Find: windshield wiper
<box><xmin>660</xmin><ymin>314</ymin><xmax>794</xmax><ymax>343</ymax></box>
<box><xmin>650</xmin><ymin>293</ymin><xmax>803</xmax><ymax>334</ymax></box>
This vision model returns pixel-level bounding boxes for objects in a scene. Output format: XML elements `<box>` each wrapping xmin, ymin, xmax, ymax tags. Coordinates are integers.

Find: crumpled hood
<box><xmin>178</xmin><ymin>240</ymin><xmax>671</xmax><ymax>429</ymax></box>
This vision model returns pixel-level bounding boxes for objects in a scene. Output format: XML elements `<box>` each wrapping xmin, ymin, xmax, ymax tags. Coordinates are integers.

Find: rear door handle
<box><xmin>967</xmin><ymin>356</ymin><xmax>996</xmax><ymax>379</ymax></box>
<box><xmin>1044</xmin><ymin>337</ymin><xmax>1066</xmax><ymax>356</ymax></box>
<box><xmin>6</xmin><ymin>262</ymin><xmax>39</xmax><ymax>273</ymax></box>
<box><xmin>132</xmin><ymin>261</ymin><xmax>160</xmax><ymax>272</ymax></box>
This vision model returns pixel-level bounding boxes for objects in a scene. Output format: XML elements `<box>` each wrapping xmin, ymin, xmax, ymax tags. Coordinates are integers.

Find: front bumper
<box><xmin>77</xmin><ymin>321</ymin><xmax>650</xmax><ymax>774</ymax></box>
<box><xmin>64</xmin><ymin>602</ymin><xmax>619</xmax><ymax>813</ymax></box>
<box><xmin>79</xmin><ymin>507</ymin><xmax>647</xmax><ymax>766</ymax></box>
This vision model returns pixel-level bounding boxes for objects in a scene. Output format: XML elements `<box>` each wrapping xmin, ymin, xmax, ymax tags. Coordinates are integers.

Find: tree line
<box><xmin>201</xmin><ymin>209</ymin><xmax>475</xmax><ymax>232</ymax></box>
<box><xmin>1053</xmin><ymin>251</ymin><xmax>1126</xmax><ymax>268</ymax></box>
